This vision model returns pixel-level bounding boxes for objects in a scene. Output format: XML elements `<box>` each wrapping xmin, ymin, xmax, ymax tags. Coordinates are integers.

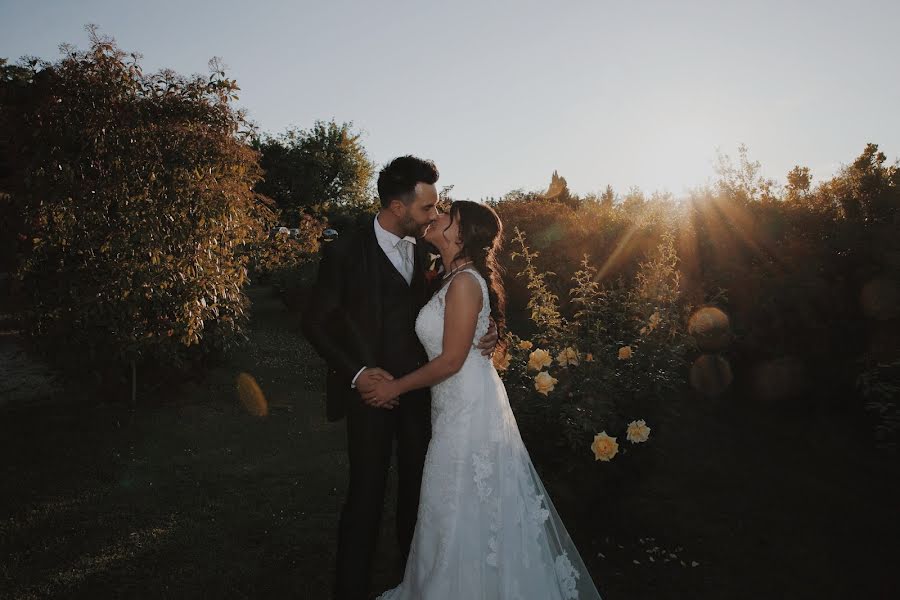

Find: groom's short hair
<box><xmin>377</xmin><ymin>155</ymin><xmax>440</xmax><ymax>208</ymax></box>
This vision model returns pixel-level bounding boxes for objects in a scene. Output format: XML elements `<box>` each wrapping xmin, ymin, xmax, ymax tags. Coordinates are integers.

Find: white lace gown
<box><xmin>378</xmin><ymin>269</ymin><xmax>602</xmax><ymax>599</ymax></box>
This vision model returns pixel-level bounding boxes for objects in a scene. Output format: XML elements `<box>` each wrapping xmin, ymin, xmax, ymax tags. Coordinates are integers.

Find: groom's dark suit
<box><xmin>301</xmin><ymin>215</ymin><xmax>440</xmax><ymax>600</ymax></box>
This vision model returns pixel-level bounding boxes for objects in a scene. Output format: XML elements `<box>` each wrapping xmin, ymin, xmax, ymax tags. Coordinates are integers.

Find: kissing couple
<box><xmin>303</xmin><ymin>156</ymin><xmax>602</xmax><ymax>599</ymax></box>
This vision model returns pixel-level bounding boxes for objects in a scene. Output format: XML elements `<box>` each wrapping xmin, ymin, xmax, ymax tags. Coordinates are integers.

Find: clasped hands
<box><xmin>356</xmin><ymin>367</ymin><xmax>400</xmax><ymax>409</ymax></box>
<box><xmin>357</xmin><ymin>319</ymin><xmax>499</xmax><ymax>409</ymax></box>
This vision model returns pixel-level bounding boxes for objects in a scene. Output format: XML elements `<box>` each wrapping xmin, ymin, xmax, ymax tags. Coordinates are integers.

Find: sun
<box><xmin>642</xmin><ymin>121</ymin><xmax>721</xmax><ymax>193</ymax></box>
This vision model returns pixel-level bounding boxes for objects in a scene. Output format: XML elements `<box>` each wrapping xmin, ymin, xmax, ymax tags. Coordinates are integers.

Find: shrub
<box><xmin>1</xmin><ymin>29</ymin><xmax>263</xmax><ymax>394</ymax></box>
<box><xmin>498</xmin><ymin>228</ymin><xmax>694</xmax><ymax>470</ymax></box>
<box><xmin>246</xmin><ymin>212</ymin><xmax>324</xmax><ymax>284</ymax></box>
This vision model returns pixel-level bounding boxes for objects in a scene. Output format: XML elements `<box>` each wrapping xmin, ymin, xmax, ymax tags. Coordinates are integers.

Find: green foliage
<box><xmin>254</xmin><ymin>120</ymin><xmax>375</xmax><ymax>223</ymax></box>
<box><xmin>496</xmin><ymin>143</ymin><xmax>899</xmax><ymax>448</ymax></box>
<box><xmin>245</xmin><ymin>213</ymin><xmax>325</xmax><ymax>312</ymax></box>
<box><xmin>692</xmin><ymin>144</ymin><xmax>898</xmax><ymax>406</ymax></box>
<box><xmin>502</xmin><ymin>230</ymin><xmax>693</xmax><ymax>466</ymax></box>
<box><xmin>0</xmin><ymin>28</ymin><xmax>263</xmax><ymax>387</ymax></box>
<box><xmin>246</xmin><ymin>214</ymin><xmax>324</xmax><ymax>283</ymax></box>
<box><xmin>857</xmin><ymin>359</ymin><xmax>900</xmax><ymax>450</ymax></box>
<box><xmin>714</xmin><ymin>143</ymin><xmax>779</xmax><ymax>204</ymax></box>
<box><xmin>509</xmin><ymin>227</ymin><xmax>564</xmax><ymax>338</ymax></box>
<box><xmin>0</xmin><ymin>58</ymin><xmax>43</xmax><ymax>271</ymax></box>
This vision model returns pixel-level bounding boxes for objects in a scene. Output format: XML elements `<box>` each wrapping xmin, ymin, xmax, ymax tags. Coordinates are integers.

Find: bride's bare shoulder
<box><xmin>445</xmin><ymin>271</ymin><xmax>483</xmax><ymax>308</ymax></box>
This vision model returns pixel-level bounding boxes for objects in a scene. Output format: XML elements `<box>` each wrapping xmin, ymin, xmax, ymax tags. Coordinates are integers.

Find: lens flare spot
<box><xmin>688</xmin><ymin>306</ymin><xmax>731</xmax><ymax>351</ymax></box>
<box><xmin>236</xmin><ymin>372</ymin><xmax>268</xmax><ymax>417</ymax></box>
<box><xmin>860</xmin><ymin>278</ymin><xmax>900</xmax><ymax>320</ymax></box>
<box><xmin>537</xmin><ymin>223</ymin><xmax>565</xmax><ymax>247</ymax></box>
<box><xmin>690</xmin><ymin>354</ymin><xmax>733</xmax><ymax>397</ymax></box>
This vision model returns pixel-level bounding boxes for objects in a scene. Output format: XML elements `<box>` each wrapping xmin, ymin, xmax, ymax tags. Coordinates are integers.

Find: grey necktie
<box><xmin>395</xmin><ymin>238</ymin><xmax>414</xmax><ymax>284</ymax></box>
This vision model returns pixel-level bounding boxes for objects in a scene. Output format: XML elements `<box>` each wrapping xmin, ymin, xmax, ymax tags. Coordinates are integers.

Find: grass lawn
<box><xmin>1</xmin><ymin>285</ymin><xmax>897</xmax><ymax>599</ymax></box>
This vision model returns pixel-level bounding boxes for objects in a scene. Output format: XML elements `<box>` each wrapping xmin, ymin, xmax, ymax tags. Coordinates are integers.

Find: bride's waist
<box><xmin>432</xmin><ymin>357</ymin><xmax>493</xmax><ymax>389</ymax></box>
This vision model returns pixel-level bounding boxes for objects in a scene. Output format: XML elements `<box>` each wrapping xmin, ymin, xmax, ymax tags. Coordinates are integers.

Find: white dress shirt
<box><xmin>351</xmin><ymin>215</ymin><xmax>417</xmax><ymax>388</ymax></box>
<box><xmin>374</xmin><ymin>213</ymin><xmax>416</xmax><ymax>284</ymax></box>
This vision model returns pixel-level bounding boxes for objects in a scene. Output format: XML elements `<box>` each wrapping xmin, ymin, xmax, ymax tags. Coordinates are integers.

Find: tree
<box><xmin>599</xmin><ymin>185</ymin><xmax>616</xmax><ymax>209</ymax></box>
<box><xmin>1</xmin><ymin>27</ymin><xmax>265</xmax><ymax>395</ymax></box>
<box><xmin>830</xmin><ymin>143</ymin><xmax>899</xmax><ymax>224</ymax></box>
<box><xmin>714</xmin><ymin>144</ymin><xmax>779</xmax><ymax>204</ymax></box>
<box><xmin>542</xmin><ymin>169</ymin><xmax>578</xmax><ymax>208</ymax></box>
<box><xmin>786</xmin><ymin>166</ymin><xmax>811</xmax><ymax>195</ymax></box>
<box><xmin>254</xmin><ymin>119</ymin><xmax>375</xmax><ymax>223</ymax></box>
<box><xmin>0</xmin><ymin>57</ymin><xmax>40</xmax><ymax>271</ymax></box>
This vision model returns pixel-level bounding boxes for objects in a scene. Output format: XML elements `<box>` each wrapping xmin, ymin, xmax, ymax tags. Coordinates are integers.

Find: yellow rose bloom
<box><xmin>493</xmin><ymin>349</ymin><xmax>511</xmax><ymax>371</ymax></box>
<box><xmin>626</xmin><ymin>419</ymin><xmax>651</xmax><ymax>443</ymax></box>
<box><xmin>533</xmin><ymin>371</ymin><xmax>558</xmax><ymax>395</ymax></box>
<box><xmin>556</xmin><ymin>346</ymin><xmax>580</xmax><ymax>367</ymax></box>
<box><xmin>618</xmin><ymin>346</ymin><xmax>633</xmax><ymax>360</ymax></box>
<box><xmin>591</xmin><ymin>432</ymin><xmax>619</xmax><ymax>461</ymax></box>
<box><xmin>527</xmin><ymin>348</ymin><xmax>553</xmax><ymax>371</ymax></box>
<box><xmin>518</xmin><ymin>340</ymin><xmax>533</xmax><ymax>350</ymax></box>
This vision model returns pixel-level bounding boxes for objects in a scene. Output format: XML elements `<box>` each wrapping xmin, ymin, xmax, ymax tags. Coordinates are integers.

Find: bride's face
<box><xmin>425</xmin><ymin>211</ymin><xmax>460</xmax><ymax>253</ymax></box>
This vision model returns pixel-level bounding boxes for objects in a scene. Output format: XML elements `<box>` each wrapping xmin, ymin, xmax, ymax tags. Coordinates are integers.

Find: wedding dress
<box><xmin>378</xmin><ymin>268</ymin><xmax>602</xmax><ymax>599</ymax></box>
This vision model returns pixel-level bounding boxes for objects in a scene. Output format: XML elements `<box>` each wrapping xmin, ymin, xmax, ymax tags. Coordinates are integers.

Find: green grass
<box><xmin>1</xmin><ymin>285</ymin><xmax>898</xmax><ymax>599</ymax></box>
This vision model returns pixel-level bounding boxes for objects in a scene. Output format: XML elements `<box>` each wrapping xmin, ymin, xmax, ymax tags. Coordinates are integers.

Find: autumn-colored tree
<box><xmin>599</xmin><ymin>184</ymin><xmax>616</xmax><ymax>209</ymax></box>
<box><xmin>542</xmin><ymin>169</ymin><xmax>579</xmax><ymax>209</ymax></box>
<box><xmin>0</xmin><ymin>28</ymin><xmax>265</xmax><ymax>395</ymax></box>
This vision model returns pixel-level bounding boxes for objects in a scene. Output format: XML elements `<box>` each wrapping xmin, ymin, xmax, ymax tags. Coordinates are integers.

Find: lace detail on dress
<box><xmin>378</xmin><ymin>266</ymin><xmax>602</xmax><ymax>599</ymax></box>
<box><xmin>415</xmin><ymin>267</ymin><xmax>491</xmax><ymax>365</ymax></box>
<box><xmin>527</xmin><ymin>493</ymin><xmax>551</xmax><ymax>531</ymax></box>
<box><xmin>555</xmin><ymin>552</ymin><xmax>580</xmax><ymax>599</ymax></box>
<box><xmin>472</xmin><ymin>446</ymin><xmax>494</xmax><ymax>501</ymax></box>
<box><xmin>487</xmin><ymin>535</ymin><xmax>499</xmax><ymax>567</ymax></box>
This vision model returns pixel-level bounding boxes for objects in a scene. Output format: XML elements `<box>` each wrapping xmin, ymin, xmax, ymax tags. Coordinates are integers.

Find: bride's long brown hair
<box><xmin>446</xmin><ymin>201</ymin><xmax>506</xmax><ymax>343</ymax></box>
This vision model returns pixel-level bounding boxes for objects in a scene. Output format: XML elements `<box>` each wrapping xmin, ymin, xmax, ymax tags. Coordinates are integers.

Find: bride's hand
<box><xmin>362</xmin><ymin>378</ymin><xmax>400</xmax><ymax>409</ymax></box>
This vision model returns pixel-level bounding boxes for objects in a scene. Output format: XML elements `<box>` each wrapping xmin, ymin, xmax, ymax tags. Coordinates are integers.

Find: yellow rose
<box><xmin>618</xmin><ymin>346</ymin><xmax>633</xmax><ymax>360</ymax></box>
<box><xmin>493</xmin><ymin>349</ymin><xmax>511</xmax><ymax>371</ymax></box>
<box><xmin>591</xmin><ymin>432</ymin><xmax>619</xmax><ymax>461</ymax></box>
<box><xmin>533</xmin><ymin>371</ymin><xmax>558</xmax><ymax>395</ymax></box>
<box><xmin>518</xmin><ymin>340</ymin><xmax>533</xmax><ymax>350</ymax></box>
<box><xmin>626</xmin><ymin>419</ymin><xmax>651</xmax><ymax>443</ymax></box>
<box><xmin>585</xmin><ymin>353</ymin><xmax>594</xmax><ymax>362</ymax></box>
<box><xmin>527</xmin><ymin>348</ymin><xmax>553</xmax><ymax>371</ymax></box>
<box><xmin>556</xmin><ymin>346</ymin><xmax>580</xmax><ymax>367</ymax></box>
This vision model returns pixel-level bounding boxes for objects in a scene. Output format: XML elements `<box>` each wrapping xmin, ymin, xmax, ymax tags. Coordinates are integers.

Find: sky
<box><xmin>2</xmin><ymin>0</ymin><xmax>898</xmax><ymax>200</ymax></box>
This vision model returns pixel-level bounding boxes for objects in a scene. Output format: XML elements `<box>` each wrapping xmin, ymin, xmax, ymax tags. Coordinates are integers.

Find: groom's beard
<box><xmin>401</xmin><ymin>215</ymin><xmax>430</xmax><ymax>238</ymax></box>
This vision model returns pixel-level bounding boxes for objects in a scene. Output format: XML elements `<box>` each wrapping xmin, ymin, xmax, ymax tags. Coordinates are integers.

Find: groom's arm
<box><xmin>362</xmin><ymin>272</ymin><xmax>481</xmax><ymax>402</ymax></box>
<box><xmin>301</xmin><ymin>240</ymin><xmax>374</xmax><ymax>383</ymax></box>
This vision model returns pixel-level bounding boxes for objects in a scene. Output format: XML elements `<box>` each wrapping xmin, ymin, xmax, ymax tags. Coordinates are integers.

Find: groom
<box><xmin>301</xmin><ymin>155</ymin><xmax>497</xmax><ymax>600</ymax></box>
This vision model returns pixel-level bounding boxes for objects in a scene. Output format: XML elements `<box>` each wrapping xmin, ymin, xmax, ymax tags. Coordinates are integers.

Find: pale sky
<box><xmin>2</xmin><ymin>0</ymin><xmax>898</xmax><ymax>200</ymax></box>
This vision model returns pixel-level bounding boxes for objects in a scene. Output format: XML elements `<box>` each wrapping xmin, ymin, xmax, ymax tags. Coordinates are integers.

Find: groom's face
<box><xmin>396</xmin><ymin>182</ymin><xmax>439</xmax><ymax>238</ymax></box>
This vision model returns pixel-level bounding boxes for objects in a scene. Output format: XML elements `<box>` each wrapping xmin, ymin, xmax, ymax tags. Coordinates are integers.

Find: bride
<box><xmin>365</xmin><ymin>201</ymin><xmax>602</xmax><ymax>599</ymax></box>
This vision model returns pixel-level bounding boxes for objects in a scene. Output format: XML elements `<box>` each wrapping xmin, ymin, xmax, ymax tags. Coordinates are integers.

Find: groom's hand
<box><xmin>356</xmin><ymin>367</ymin><xmax>392</xmax><ymax>391</ymax></box>
<box><xmin>356</xmin><ymin>368</ymin><xmax>399</xmax><ymax>409</ymax></box>
<box><xmin>476</xmin><ymin>318</ymin><xmax>499</xmax><ymax>357</ymax></box>
<box><xmin>362</xmin><ymin>378</ymin><xmax>400</xmax><ymax>410</ymax></box>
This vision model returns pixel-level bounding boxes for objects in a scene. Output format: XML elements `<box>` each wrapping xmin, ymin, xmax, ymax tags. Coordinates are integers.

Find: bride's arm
<box><xmin>362</xmin><ymin>273</ymin><xmax>482</xmax><ymax>402</ymax></box>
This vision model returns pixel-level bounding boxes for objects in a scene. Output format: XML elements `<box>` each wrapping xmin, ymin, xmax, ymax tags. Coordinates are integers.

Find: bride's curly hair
<box><xmin>448</xmin><ymin>201</ymin><xmax>507</xmax><ymax>344</ymax></box>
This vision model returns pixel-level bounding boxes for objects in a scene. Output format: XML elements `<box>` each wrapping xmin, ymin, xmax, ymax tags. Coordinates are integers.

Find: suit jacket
<box><xmin>301</xmin><ymin>215</ymin><xmax>441</xmax><ymax>421</ymax></box>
